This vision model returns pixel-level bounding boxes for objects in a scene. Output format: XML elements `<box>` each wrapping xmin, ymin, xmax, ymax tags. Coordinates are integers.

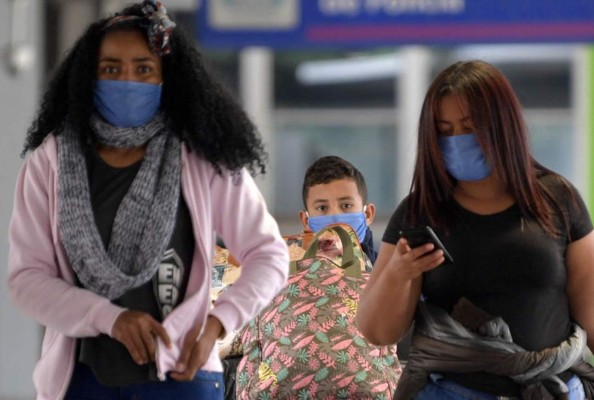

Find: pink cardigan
<box><xmin>8</xmin><ymin>135</ymin><xmax>289</xmax><ymax>400</ymax></box>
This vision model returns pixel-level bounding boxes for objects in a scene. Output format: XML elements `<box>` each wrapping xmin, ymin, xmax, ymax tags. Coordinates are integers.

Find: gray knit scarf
<box><xmin>57</xmin><ymin>114</ymin><xmax>181</xmax><ymax>299</ymax></box>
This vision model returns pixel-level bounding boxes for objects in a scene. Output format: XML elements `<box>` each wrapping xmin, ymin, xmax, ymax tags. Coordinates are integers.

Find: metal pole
<box><xmin>396</xmin><ymin>46</ymin><xmax>431</xmax><ymax>201</ymax></box>
<box><xmin>239</xmin><ymin>47</ymin><xmax>275</xmax><ymax>211</ymax></box>
<box><xmin>571</xmin><ymin>46</ymin><xmax>593</xmax><ymax>206</ymax></box>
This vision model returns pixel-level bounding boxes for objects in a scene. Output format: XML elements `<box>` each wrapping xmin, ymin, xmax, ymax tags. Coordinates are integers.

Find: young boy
<box><xmin>300</xmin><ymin>155</ymin><xmax>378</xmax><ymax>265</ymax></box>
<box><xmin>220</xmin><ymin>157</ymin><xmax>385</xmax><ymax>396</ymax></box>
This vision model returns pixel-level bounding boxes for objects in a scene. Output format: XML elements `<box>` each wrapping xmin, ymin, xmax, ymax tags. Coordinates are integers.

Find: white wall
<box><xmin>0</xmin><ymin>0</ymin><xmax>42</xmax><ymax>399</ymax></box>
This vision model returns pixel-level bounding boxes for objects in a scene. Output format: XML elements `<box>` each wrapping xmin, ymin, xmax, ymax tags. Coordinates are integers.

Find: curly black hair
<box><xmin>23</xmin><ymin>3</ymin><xmax>267</xmax><ymax>176</ymax></box>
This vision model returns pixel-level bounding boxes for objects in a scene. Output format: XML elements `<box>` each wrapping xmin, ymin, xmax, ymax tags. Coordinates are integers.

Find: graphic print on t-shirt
<box><xmin>154</xmin><ymin>248</ymin><xmax>185</xmax><ymax>318</ymax></box>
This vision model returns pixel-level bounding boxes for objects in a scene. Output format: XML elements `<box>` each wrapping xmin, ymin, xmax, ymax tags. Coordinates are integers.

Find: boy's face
<box><xmin>299</xmin><ymin>178</ymin><xmax>375</xmax><ymax>231</ymax></box>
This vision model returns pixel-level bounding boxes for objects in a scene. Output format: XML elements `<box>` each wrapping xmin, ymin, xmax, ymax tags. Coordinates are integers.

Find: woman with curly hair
<box><xmin>7</xmin><ymin>1</ymin><xmax>289</xmax><ymax>399</ymax></box>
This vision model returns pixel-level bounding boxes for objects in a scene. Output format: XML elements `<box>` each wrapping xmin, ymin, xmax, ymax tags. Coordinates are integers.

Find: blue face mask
<box><xmin>307</xmin><ymin>209</ymin><xmax>368</xmax><ymax>243</ymax></box>
<box><xmin>438</xmin><ymin>133</ymin><xmax>492</xmax><ymax>181</ymax></box>
<box><xmin>94</xmin><ymin>80</ymin><xmax>162</xmax><ymax>128</ymax></box>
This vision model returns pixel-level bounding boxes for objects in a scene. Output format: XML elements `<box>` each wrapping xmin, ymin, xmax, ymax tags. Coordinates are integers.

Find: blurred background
<box><xmin>1</xmin><ymin>1</ymin><xmax>594</xmax><ymax>398</ymax></box>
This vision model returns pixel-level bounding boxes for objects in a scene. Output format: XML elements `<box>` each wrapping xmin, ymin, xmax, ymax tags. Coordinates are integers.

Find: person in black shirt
<box><xmin>357</xmin><ymin>60</ymin><xmax>594</xmax><ymax>399</ymax></box>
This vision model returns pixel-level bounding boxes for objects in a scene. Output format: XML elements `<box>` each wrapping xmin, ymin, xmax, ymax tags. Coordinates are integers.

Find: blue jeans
<box><xmin>64</xmin><ymin>362</ymin><xmax>224</xmax><ymax>400</ymax></box>
<box><xmin>414</xmin><ymin>373</ymin><xmax>585</xmax><ymax>400</ymax></box>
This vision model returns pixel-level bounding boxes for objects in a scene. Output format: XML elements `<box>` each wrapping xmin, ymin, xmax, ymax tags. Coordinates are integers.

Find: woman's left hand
<box><xmin>169</xmin><ymin>316</ymin><xmax>224</xmax><ymax>381</ymax></box>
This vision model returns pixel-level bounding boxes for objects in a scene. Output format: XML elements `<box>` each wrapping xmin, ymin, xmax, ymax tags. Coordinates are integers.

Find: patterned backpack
<box><xmin>236</xmin><ymin>224</ymin><xmax>401</xmax><ymax>400</ymax></box>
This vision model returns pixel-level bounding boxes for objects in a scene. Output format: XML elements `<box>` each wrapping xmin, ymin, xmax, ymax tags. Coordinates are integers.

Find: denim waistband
<box><xmin>429</xmin><ymin>374</ymin><xmax>519</xmax><ymax>400</ymax></box>
<box><xmin>418</xmin><ymin>373</ymin><xmax>585</xmax><ymax>400</ymax></box>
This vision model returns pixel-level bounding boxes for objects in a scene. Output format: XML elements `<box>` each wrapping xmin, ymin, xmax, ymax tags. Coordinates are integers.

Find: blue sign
<box><xmin>197</xmin><ymin>0</ymin><xmax>594</xmax><ymax>48</ymax></box>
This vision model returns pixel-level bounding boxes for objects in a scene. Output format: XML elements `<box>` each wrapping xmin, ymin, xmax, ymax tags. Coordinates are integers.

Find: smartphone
<box><xmin>399</xmin><ymin>226</ymin><xmax>454</xmax><ymax>264</ymax></box>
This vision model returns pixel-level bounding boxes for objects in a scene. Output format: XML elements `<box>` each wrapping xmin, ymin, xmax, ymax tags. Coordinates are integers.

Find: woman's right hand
<box><xmin>111</xmin><ymin>310</ymin><xmax>171</xmax><ymax>365</ymax></box>
<box><xmin>390</xmin><ymin>238</ymin><xmax>445</xmax><ymax>280</ymax></box>
<box><xmin>356</xmin><ymin>238</ymin><xmax>444</xmax><ymax>345</ymax></box>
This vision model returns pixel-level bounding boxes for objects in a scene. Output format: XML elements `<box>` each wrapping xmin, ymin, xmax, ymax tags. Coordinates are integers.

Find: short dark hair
<box><xmin>302</xmin><ymin>156</ymin><xmax>368</xmax><ymax>209</ymax></box>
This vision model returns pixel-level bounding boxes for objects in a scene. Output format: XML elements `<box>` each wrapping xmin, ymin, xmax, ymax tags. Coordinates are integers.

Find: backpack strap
<box><xmin>290</xmin><ymin>224</ymin><xmax>361</xmax><ymax>278</ymax></box>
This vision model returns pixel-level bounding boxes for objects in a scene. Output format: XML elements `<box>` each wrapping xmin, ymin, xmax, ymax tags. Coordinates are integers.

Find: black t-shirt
<box><xmin>78</xmin><ymin>149</ymin><xmax>195</xmax><ymax>387</ymax></box>
<box><xmin>383</xmin><ymin>174</ymin><xmax>593</xmax><ymax>395</ymax></box>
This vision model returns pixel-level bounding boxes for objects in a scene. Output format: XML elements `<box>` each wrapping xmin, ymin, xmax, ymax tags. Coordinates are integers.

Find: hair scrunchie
<box><xmin>105</xmin><ymin>0</ymin><xmax>176</xmax><ymax>56</ymax></box>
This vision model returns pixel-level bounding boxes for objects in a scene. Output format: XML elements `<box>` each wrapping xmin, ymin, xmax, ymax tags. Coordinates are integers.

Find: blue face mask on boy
<box><xmin>438</xmin><ymin>133</ymin><xmax>492</xmax><ymax>181</ymax></box>
<box><xmin>307</xmin><ymin>208</ymin><xmax>368</xmax><ymax>243</ymax></box>
<box><xmin>94</xmin><ymin>79</ymin><xmax>162</xmax><ymax>128</ymax></box>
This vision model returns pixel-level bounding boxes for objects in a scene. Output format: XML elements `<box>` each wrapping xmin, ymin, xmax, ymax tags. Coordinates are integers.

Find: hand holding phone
<box><xmin>398</xmin><ymin>226</ymin><xmax>454</xmax><ymax>264</ymax></box>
